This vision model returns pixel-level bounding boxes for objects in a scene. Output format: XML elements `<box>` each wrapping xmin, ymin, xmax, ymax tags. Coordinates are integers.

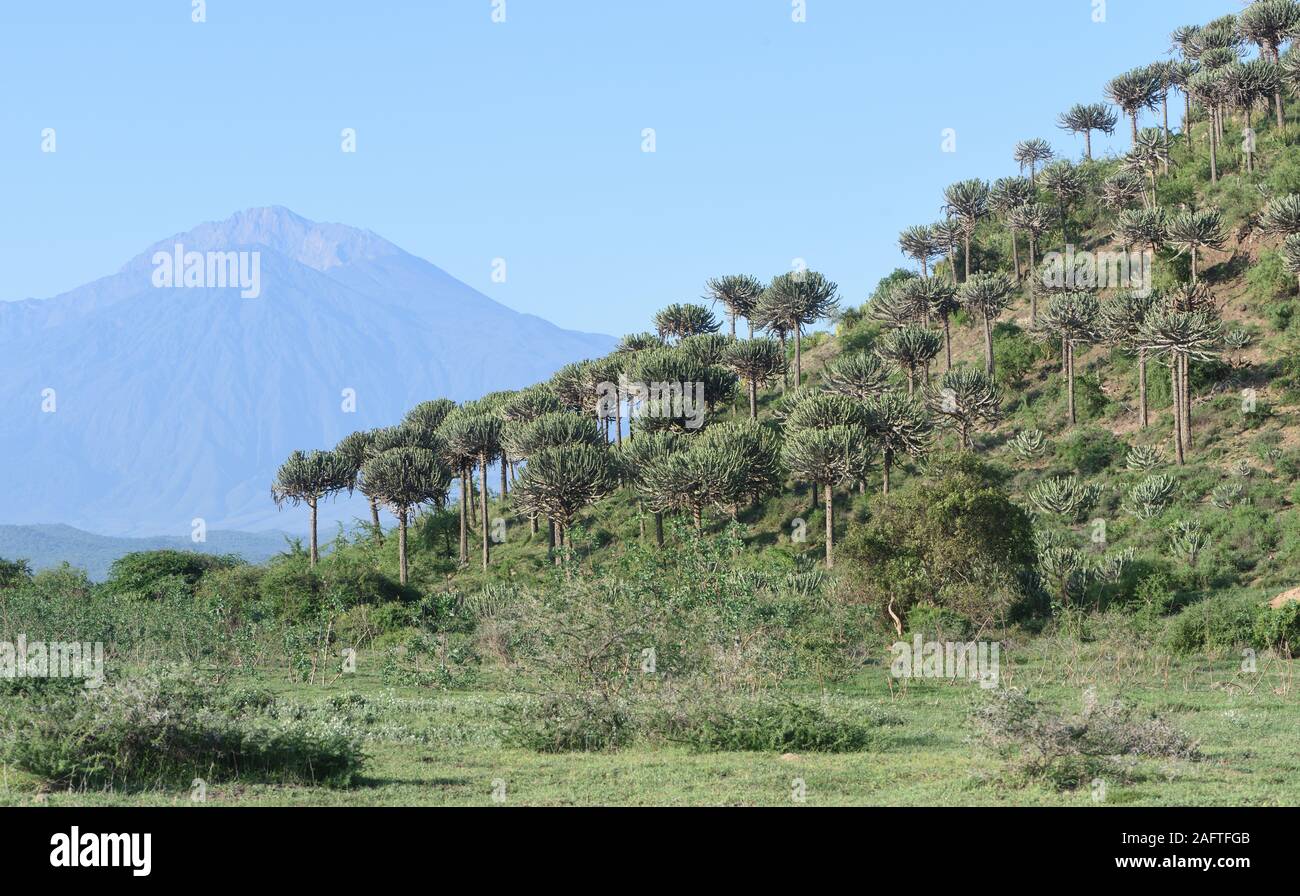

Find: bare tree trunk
<box><xmin>1181</xmin><ymin>354</ymin><xmax>1192</xmax><ymax>455</ymax></box>
<box><xmin>1172</xmin><ymin>359</ymin><xmax>1185</xmax><ymax>466</ymax></box>
<box><xmin>882</xmin><ymin>450</ymin><xmax>892</xmax><ymax>496</ymax></box>
<box><xmin>1209</xmin><ymin>110</ymin><xmax>1219</xmax><ymax>183</ymax></box>
<box><xmin>692</xmin><ymin>505</ymin><xmax>702</xmax><ymax>533</ymax></box>
<box><xmin>1084</xmin><ymin>130</ymin><xmax>1092</xmax><ymax>161</ymax></box>
<box><xmin>398</xmin><ymin>509</ymin><xmax>408</xmax><ymax>585</ymax></box>
<box><xmin>824</xmin><ymin>483</ymin><xmax>834</xmax><ymax>569</ymax></box>
<box><xmin>779</xmin><ymin>333</ymin><xmax>788</xmax><ymax>391</ymax></box>
<box><xmin>963</xmin><ymin>232</ymin><xmax>972</xmax><ymax>281</ymax></box>
<box><xmin>367</xmin><ymin>498</ymin><xmax>383</xmax><ymax>545</ymax></box>
<box><xmin>499</xmin><ymin>458</ymin><xmax>507</xmax><ymax>499</ymax></box>
<box><xmin>309</xmin><ymin>499</ymin><xmax>319</xmax><ymax>567</ymax></box>
<box><xmin>943</xmin><ymin>317</ymin><xmax>953</xmax><ymax>371</ymax></box>
<box><xmin>654</xmin><ymin>511</ymin><xmax>664</xmax><ymax>548</ymax></box>
<box><xmin>748</xmin><ymin>379</ymin><xmax>757</xmax><ymax>419</ymax></box>
<box><xmin>458</xmin><ymin>469</ymin><xmax>468</xmax><ymax>564</ymax></box>
<box><xmin>1010</xmin><ymin>227</ymin><xmax>1021</xmax><ymax>283</ymax></box>
<box><xmin>983</xmin><ymin>312</ymin><xmax>995</xmax><ymax>376</ymax></box>
<box><xmin>794</xmin><ymin>328</ymin><xmax>803</xmax><ymax>387</ymax></box>
<box><xmin>1161</xmin><ymin>96</ymin><xmax>1170</xmax><ymax>173</ymax></box>
<box><xmin>479</xmin><ymin>453</ymin><xmax>491</xmax><ymax>571</ymax></box>
<box><xmin>1066</xmin><ymin>341</ymin><xmax>1076</xmax><ymax>425</ymax></box>
<box><xmin>1138</xmin><ymin>347</ymin><xmax>1148</xmax><ymax>428</ymax></box>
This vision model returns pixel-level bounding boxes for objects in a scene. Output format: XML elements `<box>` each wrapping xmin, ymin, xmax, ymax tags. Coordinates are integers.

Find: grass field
<box><xmin>6</xmin><ymin>640</ymin><xmax>1293</xmax><ymax>807</ymax></box>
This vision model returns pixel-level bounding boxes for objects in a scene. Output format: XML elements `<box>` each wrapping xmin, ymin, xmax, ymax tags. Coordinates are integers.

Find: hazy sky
<box><xmin>1</xmin><ymin>0</ymin><xmax>1232</xmax><ymax>336</ymax></box>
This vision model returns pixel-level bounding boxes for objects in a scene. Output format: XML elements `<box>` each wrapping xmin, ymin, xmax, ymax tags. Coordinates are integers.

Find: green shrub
<box><xmin>1057</xmin><ymin>426</ymin><xmax>1125</xmax><ymax>475</ymax></box>
<box><xmin>259</xmin><ymin>555</ymin><xmax>324</xmax><ymax>621</ymax></box>
<box><xmin>104</xmin><ymin>550</ymin><xmax>241</xmax><ymax>600</ymax></box>
<box><xmin>504</xmin><ymin>693</ymin><xmax>636</xmax><ymax>753</ymax></box>
<box><xmin>671</xmin><ymin>699</ymin><xmax>876</xmax><ymax>753</ymax></box>
<box><xmin>841</xmin><ymin>453</ymin><xmax>1036</xmax><ymax>626</ymax></box>
<box><xmin>992</xmin><ymin>322</ymin><xmax>1044</xmax><ymax>387</ymax></box>
<box><xmin>0</xmin><ymin>670</ymin><xmax>365</xmax><ymax>789</ymax></box>
<box><xmin>1163</xmin><ymin>593</ymin><xmax>1259</xmax><ymax>655</ymax></box>
<box><xmin>1246</xmin><ymin>249</ymin><xmax>1293</xmax><ymax>305</ymax></box>
<box><xmin>1254</xmin><ymin>601</ymin><xmax>1300</xmax><ymax>657</ymax></box>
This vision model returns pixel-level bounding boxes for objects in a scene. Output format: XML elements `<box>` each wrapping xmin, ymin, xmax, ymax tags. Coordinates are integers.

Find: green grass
<box><xmin>6</xmin><ymin>644</ymin><xmax>1293</xmax><ymax>807</ymax></box>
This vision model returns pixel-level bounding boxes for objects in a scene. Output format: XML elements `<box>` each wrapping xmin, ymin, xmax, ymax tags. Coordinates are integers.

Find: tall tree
<box><xmin>653</xmin><ymin>303</ymin><xmax>720</xmax><ymax>343</ymax></box>
<box><xmin>615</xmin><ymin>430</ymin><xmax>680</xmax><ymax>547</ymax></box>
<box><xmin>782</xmin><ymin>425</ymin><xmax>873</xmax><ymax>568</ymax></box>
<box><xmin>875</xmin><ymin>325</ymin><xmax>942</xmax><ymax>396</ymax></box>
<box><xmin>863</xmin><ymin>391</ymin><xmax>932</xmax><ymax>495</ymax></box>
<box><xmin>512</xmin><ymin>444</ymin><xmax>616</xmax><ymax>556</ymax></box>
<box><xmin>704</xmin><ymin>274</ymin><xmax>764</xmax><ymax>338</ymax></box>
<box><xmin>1013</xmin><ymin>138</ymin><xmax>1054</xmax><ymax>186</ymax></box>
<box><xmin>1057</xmin><ymin>102</ymin><xmax>1118</xmax><ymax>159</ymax></box>
<box><xmin>721</xmin><ymin>338</ymin><xmax>786</xmax><ymax>418</ymax></box>
<box><xmin>943</xmin><ymin>179</ymin><xmax>991</xmax><ymax>280</ymax></box>
<box><xmin>334</xmin><ymin>430</ymin><xmax>383</xmax><ymax>541</ymax></box>
<box><xmin>990</xmin><ymin>176</ymin><xmax>1035</xmax><ymax>282</ymax></box>
<box><xmin>1100</xmin><ymin>291</ymin><xmax>1159</xmax><ymax>428</ymax></box>
<box><xmin>1106</xmin><ymin>67</ymin><xmax>1163</xmax><ymax>146</ymax></box>
<box><xmin>924</xmin><ymin>368</ymin><xmax>1002</xmax><ymax>450</ymax></box>
<box><xmin>821</xmin><ymin>350</ymin><xmax>892</xmax><ymax>402</ymax></box>
<box><xmin>440</xmin><ymin>411</ymin><xmax>502</xmax><ymax>570</ymax></box>
<box><xmin>958</xmin><ymin>272</ymin><xmax>1014</xmax><ymax>376</ymax></box>
<box><xmin>1007</xmin><ymin>203</ymin><xmax>1053</xmax><ymax>322</ymax></box>
<box><xmin>755</xmin><ymin>271</ymin><xmax>840</xmax><ymax>387</ymax></box>
<box><xmin>1035</xmin><ymin>291</ymin><xmax>1101</xmax><ymax>426</ymax></box>
<box><xmin>1240</xmin><ymin>0</ymin><xmax>1300</xmax><ymax>129</ymax></box>
<box><xmin>1126</xmin><ymin>128</ymin><xmax>1173</xmax><ymax>205</ymax></box>
<box><xmin>931</xmin><ymin>219</ymin><xmax>965</xmax><ymax>285</ymax></box>
<box><xmin>898</xmin><ymin>224</ymin><xmax>940</xmax><ymax>277</ymax></box>
<box><xmin>271</xmin><ymin>450</ymin><xmax>354</xmax><ymax>567</ymax></box>
<box><xmin>1138</xmin><ymin>304</ymin><xmax>1223</xmax><ymax>464</ymax></box>
<box><xmin>1040</xmin><ymin>160</ymin><xmax>1087</xmax><ymax>244</ymax></box>
<box><xmin>1165</xmin><ymin>207</ymin><xmax>1225</xmax><ymax>282</ymax></box>
<box><xmin>916</xmin><ymin>276</ymin><xmax>961</xmax><ymax>369</ymax></box>
<box><xmin>360</xmin><ymin>447</ymin><xmax>451</xmax><ymax>585</ymax></box>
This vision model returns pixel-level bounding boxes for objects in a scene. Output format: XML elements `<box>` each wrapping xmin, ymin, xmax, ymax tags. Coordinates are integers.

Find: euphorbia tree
<box><xmin>271</xmin><ymin>449</ymin><xmax>354</xmax><ymax>567</ymax></box>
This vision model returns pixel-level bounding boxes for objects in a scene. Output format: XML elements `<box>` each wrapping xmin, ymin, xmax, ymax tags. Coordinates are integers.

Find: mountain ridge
<box><xmin>0</xmin><ymin>207</ymin><xmax>614</xmax><ymax>537</ymax></box>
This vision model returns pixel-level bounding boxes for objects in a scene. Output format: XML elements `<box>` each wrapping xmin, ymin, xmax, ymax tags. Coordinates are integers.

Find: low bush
<box><xmin>668</xmin><ymin>699</ymin><xmax>877</xmax><ymax>753</ymax></box>
<box><xmin>1254</xmin><ymin>601</ymin><xmax>1300</xmax><ymax>657</ymax></box>
<box><xmin>1163</xmin><ymin>593</ymin><xmax>1260</xmax><ymax>655</ymax></box>
<box><xmin>971</xmin><ymin>689</ymin><xmax>1198</xmax><ymax>790</ymax></box>
<box><xmin>0</xmin><ymin>670</ymin><xmax>365</xmax><ymax>789</ymax></box>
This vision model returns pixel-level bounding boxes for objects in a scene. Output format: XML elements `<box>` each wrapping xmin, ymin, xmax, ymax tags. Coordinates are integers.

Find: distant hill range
<box><xmin>0</xmin><ymin>207</ymin><xmax>614</xmax><ymax>537</ymax></box>
<box><xmin>0</xmin><ymin>524</ymin><xmax>293</xmax><ymax>582</ymax></box>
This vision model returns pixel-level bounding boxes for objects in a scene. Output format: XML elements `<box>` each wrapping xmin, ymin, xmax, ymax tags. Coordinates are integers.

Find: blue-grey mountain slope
<box><xmin>0</xmin><ymin>207</ymin><xmax>614</xmax><ymax>536</ymax></box>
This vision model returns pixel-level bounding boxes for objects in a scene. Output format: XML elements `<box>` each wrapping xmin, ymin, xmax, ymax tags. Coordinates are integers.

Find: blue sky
<box><xmin>1</xmin><ymin>0</ymin><xmax>1232</xmax><ymax>337</ymax></box>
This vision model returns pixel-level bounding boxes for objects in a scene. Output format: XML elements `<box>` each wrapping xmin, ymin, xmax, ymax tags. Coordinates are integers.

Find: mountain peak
<box><xmin>141</xmin><ymin>206</ymin><xmax>405</xmax><ymax>273</ymax></box>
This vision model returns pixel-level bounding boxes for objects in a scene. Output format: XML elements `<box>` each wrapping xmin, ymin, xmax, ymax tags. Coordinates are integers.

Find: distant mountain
<box><xmin>0</xmin><ymin>524</ymin><xmax>293</xmax><ymax>582</ymax></box>
<box><xmin>0</xmin><ymin>207</ymin><xmax>614</xmax><ymax>536</ymax></box>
